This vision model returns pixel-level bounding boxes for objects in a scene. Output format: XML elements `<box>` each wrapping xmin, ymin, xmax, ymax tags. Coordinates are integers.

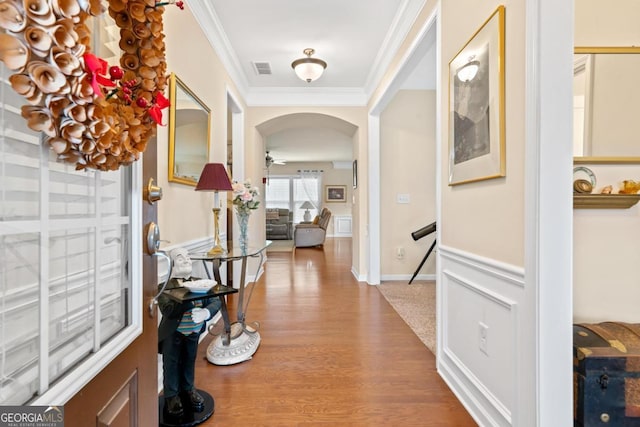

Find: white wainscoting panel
<box><xmin>438</xmin><ymin>245</ymin><xmax>524</xmax><ymax>427</ymax></box>
<box><xmin>331</xmin><ymin>215</ymin><xmax>352</xmax><ymax>237</ymax></box>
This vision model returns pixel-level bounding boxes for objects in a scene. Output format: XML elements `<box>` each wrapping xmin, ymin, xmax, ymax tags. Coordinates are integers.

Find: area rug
<box><xmin>267</xmin><ymin>240</ymin><xmax>294</xmax><ymax>252</ymax></box>
<box><xmin>377</xmin><ymin>281</ymin><xmax>436</xmax><ymax>354</ymax></box>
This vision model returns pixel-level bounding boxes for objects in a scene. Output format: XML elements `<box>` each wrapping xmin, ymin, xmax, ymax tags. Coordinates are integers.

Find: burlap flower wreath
<box><xmin>0</xmin><ymin>0</ymin><xmax>182</xmax><ymax>170</ymax></box>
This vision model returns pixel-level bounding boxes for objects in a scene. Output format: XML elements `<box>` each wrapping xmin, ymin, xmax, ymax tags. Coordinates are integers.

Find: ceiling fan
<box><xmin>265</xmin><ymin>151</ymin><xmax>286</xmax><ymax>168</ymax></box>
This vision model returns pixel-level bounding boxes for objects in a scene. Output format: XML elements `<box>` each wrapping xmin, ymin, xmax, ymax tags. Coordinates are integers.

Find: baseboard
<box><xmin>380</xmin><ymin>273</ymin><xmax>436</xmax><ymax>282</ymax></box>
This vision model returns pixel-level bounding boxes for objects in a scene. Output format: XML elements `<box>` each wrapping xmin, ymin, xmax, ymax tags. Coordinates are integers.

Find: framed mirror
<box><xmin>574</xmin><ymin>47</ymin><xmax>640</xmax><ymax>164</ymax></box>
<box><xmin>168</xmin><ymin>73</ymin><xmax>211</xmax><ymax>185</ymax></box>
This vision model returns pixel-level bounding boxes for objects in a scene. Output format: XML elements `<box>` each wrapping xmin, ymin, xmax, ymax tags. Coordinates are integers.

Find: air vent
<box><xmin>252</xmin><ymin>61</ymin><xmax>272</xmax><ymax>75</ymax></box>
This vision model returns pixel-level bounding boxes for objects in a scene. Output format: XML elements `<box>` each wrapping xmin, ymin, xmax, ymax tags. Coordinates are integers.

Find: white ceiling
<box><xmin>188</xmin><ymin>0</ymin><xmax>436</xmax><ymax>163</ymax></box>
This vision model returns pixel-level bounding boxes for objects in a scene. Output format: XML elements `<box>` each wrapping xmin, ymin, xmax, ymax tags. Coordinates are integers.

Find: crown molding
<box><xmin>363</xmin><ymin>0</ymin><xmax>428</xmax><ymax>98</ymax></box>
<box><xmin>188</xmin><ymin>1</ymin><xmax>249</xmax><ymax>96</ymax></box>
<box><xmin>189</xmin><ymin>0</ymin><xmax>426</xmax><ymax>107</ymax></box>
<box><xmin>244</xmin><ymin>87</ymin><xmax>368</xmax><ymax>107</ymax></box>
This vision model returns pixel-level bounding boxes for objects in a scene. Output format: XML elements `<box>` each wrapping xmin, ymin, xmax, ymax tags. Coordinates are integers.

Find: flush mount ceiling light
<box><xmin>291</xmin><ymin>48</ymin><xmax>327</xmax><ymax>83</ymax></box>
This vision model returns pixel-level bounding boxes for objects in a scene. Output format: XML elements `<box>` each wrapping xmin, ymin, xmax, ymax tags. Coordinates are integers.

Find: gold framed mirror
<box><xmin>574</xmin><ymin>47</ymin><xmax>640</xmax><ymax>164</ymax></box>
<box><xmin>168</xmin><ymin>73</ymin><xmax>211</xmax><ymax>185</ymax></box>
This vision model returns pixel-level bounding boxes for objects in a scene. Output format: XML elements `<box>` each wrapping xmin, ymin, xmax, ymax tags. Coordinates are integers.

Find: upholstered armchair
<box><xmin>294</xmin><ymin>208</ymin><xmax>332</xmax><ymax>248</ymax></box>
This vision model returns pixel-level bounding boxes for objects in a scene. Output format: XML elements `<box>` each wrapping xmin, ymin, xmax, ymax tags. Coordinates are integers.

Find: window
<box><xmin>265</xmin><ymin>173</ymin><xmax>321</xmax><ymax>223</ymax></box>
<box><xmin>0</xmin><ymin>15</ymin><xmax>140</xmax><ymax>405</ymax></box>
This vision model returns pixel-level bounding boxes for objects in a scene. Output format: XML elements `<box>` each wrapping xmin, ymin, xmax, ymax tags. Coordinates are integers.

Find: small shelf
<box><xmin>573</xmin><ymin>194</ymin><xmax>640</xmax><ymax>209</ymax></box>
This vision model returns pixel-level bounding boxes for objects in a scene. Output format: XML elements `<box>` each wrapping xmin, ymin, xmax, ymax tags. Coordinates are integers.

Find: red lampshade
<box><xmin>195</xmin><ymin>163</ymin><xmax>233</xmax><ymax>192</ymax></box>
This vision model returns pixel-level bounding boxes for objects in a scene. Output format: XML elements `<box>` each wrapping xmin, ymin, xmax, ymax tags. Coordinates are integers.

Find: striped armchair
<box><xmin>294</xmin><ymin>208</ymin><xmax>332</xmax><ymax>248</ymax></box>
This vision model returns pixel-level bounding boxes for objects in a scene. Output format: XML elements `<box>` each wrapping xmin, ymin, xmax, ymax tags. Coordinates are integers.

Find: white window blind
<box><xmin>0</xmin><ymin>15</ymin><xmax>138</xmax><ymax>405</ymax></box>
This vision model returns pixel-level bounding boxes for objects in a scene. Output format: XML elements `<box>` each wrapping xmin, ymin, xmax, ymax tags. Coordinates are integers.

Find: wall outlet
<box><xmin>479</xmin><ymin>322</ymin><xmax>489</xmax><ymax>355</ymax></box>
<box><xmin>396</xmin><ymin>247</ymin><xmax>405</xmax><ymax>259</ymax></box>
<box><xmin>396</xmin><ymin>193</ymin><xmax>410</xmax><ymax>204</ymax></box>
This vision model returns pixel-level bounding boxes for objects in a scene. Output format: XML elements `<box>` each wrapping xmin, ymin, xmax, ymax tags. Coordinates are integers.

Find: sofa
<box><xmin>266</xmin><ymin>208</ymin><xmax>292</xmax><ymax>240</ymax></box>
<box><xmin>294</xmin><ymin>208</ymin><xmax>332</xmax><ymax>248</ymax></box>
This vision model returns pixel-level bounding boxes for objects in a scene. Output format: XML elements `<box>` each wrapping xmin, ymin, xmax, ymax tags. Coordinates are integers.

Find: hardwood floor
<box><xmin>195</xmin><ymin>238</ymin><xmax>477</xmax><ymax>426</ymax></box>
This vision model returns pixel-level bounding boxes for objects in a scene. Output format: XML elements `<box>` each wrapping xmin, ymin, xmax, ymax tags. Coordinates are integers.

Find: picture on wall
<box><xmin>448</xmin><ymin>5</ymin><xmax>505</xmax><ymax>185</ymax></box>
<box><xmin>325</xmin><ymin>185</ymin><xmax>347</xmax><ymax>202</ymax></box>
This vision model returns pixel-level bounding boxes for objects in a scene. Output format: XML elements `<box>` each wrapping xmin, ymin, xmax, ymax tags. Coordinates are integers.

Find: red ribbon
<box><xmin>148</xmin><ymin>91</ymin><xmax>170</xmax><ymax>125</ymax></box>
<box><xmin>83</xmin><ymin>53</ymin><xmax>116</xmax><ymax>97</ymax></box>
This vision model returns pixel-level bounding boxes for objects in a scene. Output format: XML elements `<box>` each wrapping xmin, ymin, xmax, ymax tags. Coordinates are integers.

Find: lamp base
<box><xmin>207</xmin><ymin>245</ymin><xmax>225</xmax><ymax>256</ymax></box>
<box><xmin>303</xmin><ymin>210</ymin><xmax>311</xmax><ymax>222</ymax></box>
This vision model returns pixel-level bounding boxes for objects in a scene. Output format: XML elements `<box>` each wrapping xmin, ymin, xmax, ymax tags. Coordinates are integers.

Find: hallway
<box><xmin>194</xmin><ymin>238</ymin><xmax>477</xmax><ymax>426</ymax></box>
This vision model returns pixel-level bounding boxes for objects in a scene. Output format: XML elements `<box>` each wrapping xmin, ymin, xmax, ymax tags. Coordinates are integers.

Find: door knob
<box><xmin>145</xmin><ymin>177</ymin><xmax>163</xmax><ymax>204</ymax></box>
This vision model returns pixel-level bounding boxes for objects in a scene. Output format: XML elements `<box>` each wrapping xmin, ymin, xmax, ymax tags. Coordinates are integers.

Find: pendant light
<box><xmin>291</xmin><ymin>48</ymin><xmax>327</xmax><ymax>83</ymax></box>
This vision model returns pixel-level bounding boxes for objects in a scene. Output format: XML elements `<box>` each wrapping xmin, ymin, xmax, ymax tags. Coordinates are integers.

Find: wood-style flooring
<box><xmin>195</xmin><ymin>237</ymin><xmax>477</xmax><ymax>426</ymax></box>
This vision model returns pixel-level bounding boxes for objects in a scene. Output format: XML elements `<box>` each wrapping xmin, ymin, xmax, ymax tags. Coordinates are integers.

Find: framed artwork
<box><xmin>448</xmin><ymin>5</ymin><xmax>505</xmax><ymax>185</ymax></box>
<box><xmin>352</xmin><ymin>160</ymin><xmax>358</xmax><ymax>189</ymax></box>
<box><xmin>325</xmin><ymin>185</ymin><xmax>347</xmax><ymax>202</ymax></box>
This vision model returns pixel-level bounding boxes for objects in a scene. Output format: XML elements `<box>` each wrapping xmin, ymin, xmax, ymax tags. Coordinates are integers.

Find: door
<box><xmin>64</xmin><ymin>140</ymin><xmax>159</xmax><ymax>426</ymax></box>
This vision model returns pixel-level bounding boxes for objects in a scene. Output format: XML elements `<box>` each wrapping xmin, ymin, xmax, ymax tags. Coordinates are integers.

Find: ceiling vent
<box><xmin>252</xmin><ymin>61</ymin><xmax>272</xmax><ymax>75</ymax></box>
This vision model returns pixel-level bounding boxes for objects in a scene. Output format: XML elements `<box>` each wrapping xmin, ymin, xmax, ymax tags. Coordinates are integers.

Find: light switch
<box><xmin>396</xmin><ymin>193</ymin><xmax>410</xmax><ymax>204</ymax></box>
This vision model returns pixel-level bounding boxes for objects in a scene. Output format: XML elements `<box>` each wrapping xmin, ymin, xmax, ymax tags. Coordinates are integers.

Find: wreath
<box><xmin>0</xmin><ymin>0</ymin><xmax>182</xmax><ymax>170</ymax></box>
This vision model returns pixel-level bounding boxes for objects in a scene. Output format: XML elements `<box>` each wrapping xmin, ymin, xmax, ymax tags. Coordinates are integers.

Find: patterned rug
<box><xmin>377</xmin><ymin>281</ymin><xmax>436</xmax><ymax>354</ymax></box>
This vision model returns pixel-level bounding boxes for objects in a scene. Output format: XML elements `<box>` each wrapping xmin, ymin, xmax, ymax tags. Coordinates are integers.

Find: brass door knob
<box><xmin>145</xmin><ymin>177</ymin><xmax>163</xmax><ymax>204</ymax></box>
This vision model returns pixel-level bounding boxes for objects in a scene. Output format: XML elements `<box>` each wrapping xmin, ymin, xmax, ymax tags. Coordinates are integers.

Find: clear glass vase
<box><xmin>236</xmin><ymin>211</ymin><xmax>249</xmax><ymax>253</ymax></box>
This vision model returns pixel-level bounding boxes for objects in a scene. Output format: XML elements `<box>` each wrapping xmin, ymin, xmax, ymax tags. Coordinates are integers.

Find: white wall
<box><xmin>573</xmin><ymin>0</ymin><xmax>640</xmax><ymax>323</ymax></box>
<box><xmin>380</xmin><ymin>90</ymin><xmax>437</xmax><ymax>279</ymax></box>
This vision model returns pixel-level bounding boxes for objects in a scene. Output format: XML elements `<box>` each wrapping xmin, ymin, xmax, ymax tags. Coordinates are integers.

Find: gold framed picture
<box><xmin>448</xmin><ymin>5</ymin><xmax>505</xmax><ymax>185</ymax></box>
<box><xmin>325</xmin><ymin>185</ymin><xmax>346</xmax><ymax>202</ymax></box>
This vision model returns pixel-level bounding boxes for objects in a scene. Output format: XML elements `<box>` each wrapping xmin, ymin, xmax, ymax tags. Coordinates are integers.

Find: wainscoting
<box><xmin>438</xmin><ymin>245</ymin><xmax>525</xmax><ymax>427</ymax></box>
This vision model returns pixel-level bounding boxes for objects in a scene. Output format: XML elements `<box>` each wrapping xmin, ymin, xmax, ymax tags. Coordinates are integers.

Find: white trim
<box><xmin>525</xmin><ymin>0</ymin><xmax>574</xmax><ymax>424</ymax></box>
<box><xmin>189</xmin><ymin>1</ymin><xmax>426</xmax><ymax>107</ymax></box>
<box><xmin>438</xmin><ymin>252</ymin><xmax>522</xmax><ymax>426</ymax></box>
<box><xmin>366</xmin><ymin>114</ymin><xmax>380</xmax><ymax>285</ymax></box>
<box><xmin>351</xmin><ymin>266</ymin><xmax>366</xmax><ymax>283</ymax></box>
<box><xmin>38</xmin><ymin>142</ymin><xmax>49</xmax><ymax>395</ymax></box>
<box><xmin>31</xmin><ymin>160</ymin><xmax>144</xmax><ymax>405</ymax></box>
<box><xmin>439</xmin><ymin>245</ymin><xmax>525</xmax><ymax>288</ymax></box>
<box><xmin>188</xmin><ymin>2</ymin><xmax>249</xmax><ymax>97</ymax></box>
<box><xmin>245</xmin><ymin>87</ymin><xmax>368</xmax><ymax>107</ymax></box>
<box><xmin>366</xmin><ymin>10</ymin><xmax>438</xmax><ymax>286</ymax></box>
<box><xmin>363</xmin><ymin>0</ymin><xmax>428</xmax><ymax>97</ymax></box>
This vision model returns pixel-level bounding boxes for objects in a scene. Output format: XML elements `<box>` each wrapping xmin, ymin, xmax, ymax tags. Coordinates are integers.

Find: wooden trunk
<box><xmin>573</xmin><ymin>322</ymin><xmax>640</xmax><ymax>426</ymax></box>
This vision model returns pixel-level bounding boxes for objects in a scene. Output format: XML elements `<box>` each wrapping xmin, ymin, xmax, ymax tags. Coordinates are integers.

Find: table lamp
<box><xmin>299</xmin><ymin>201</ymin><xmax>314</xmax><ymax>222</ymax></box>
<box><xmin>195</xmin><ymin>163</ymin><xmax>233</xmax><ymax>255</ymax></box>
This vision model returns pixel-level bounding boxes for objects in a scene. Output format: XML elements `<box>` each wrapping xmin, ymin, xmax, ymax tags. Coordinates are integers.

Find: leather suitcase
<box><xmin>573</xmin><ymin>322</ymin><xmax>640</xmax><ymax>426</ymax></box>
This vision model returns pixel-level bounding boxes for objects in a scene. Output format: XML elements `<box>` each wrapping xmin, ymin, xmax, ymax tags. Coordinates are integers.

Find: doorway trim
<box><xmin>367</xmin><ymin>10</ymin><xmax>438</xmax><ymax>285</ymax></box>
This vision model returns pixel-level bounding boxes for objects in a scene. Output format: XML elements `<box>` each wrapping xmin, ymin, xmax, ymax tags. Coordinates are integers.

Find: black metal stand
<box><xmin>408</xmin><ymin>221</ymin><xmax>437</xmax><ymax>284</ymax></box>
<box><xmin>408</xmin><ymin>240</ymin><xmax>436</xmax><ymax>284</ymax></box>
<box><xmin>159</xmin><ymin>389</ymin><xmax>214</xmax><ymax>427</ymax></box>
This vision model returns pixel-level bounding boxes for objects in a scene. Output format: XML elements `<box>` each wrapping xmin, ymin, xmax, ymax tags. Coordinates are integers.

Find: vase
<box><xmin>236</xmin><ymin>211</ymin><xmax>249</xmax><ymax>253</ymax></box>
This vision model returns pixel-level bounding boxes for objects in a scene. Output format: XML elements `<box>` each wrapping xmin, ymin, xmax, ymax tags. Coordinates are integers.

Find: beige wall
<box><xmin>440</xmin><ymin>2</ymin><xmax>526</xmax><ymax>267</ymax></box>
<box><xmin>246</xmin><ymin>107</ymin><xmax>368</xmax><ymax>276</ymax></box>
<box><xmin>380</xmin><ymin>90</ymin><xmax>436</xmax><ymax>276</ymax></box>
<box><xmin>158</xmin><ymin>6</ymin><xmax>245</xmax><ymax>247</ymax></box>
<box><xmin>573</xmin><ymin>0</ymin><xmax>640</xmax><ymax>322</ymax></box>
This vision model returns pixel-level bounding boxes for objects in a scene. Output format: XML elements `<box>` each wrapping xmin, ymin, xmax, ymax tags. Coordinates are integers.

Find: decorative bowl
<box><xmin>182</xmin><ymin>279</ymin><xmax>215</xmax><ymax>294</ymax></box>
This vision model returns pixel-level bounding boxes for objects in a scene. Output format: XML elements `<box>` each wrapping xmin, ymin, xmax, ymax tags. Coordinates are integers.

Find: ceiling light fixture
<box><xmin>291</xmin><ymin>48</ymin><xmax>327</xmax><ymax>83</ymax></box>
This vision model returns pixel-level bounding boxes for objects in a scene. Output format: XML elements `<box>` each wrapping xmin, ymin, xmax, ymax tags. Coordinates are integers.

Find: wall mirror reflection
<box><xmin>573</xmin><ymin>47</ymin><xmax>640</xmax><ymax>164</ymax></box>
<box><xmin>168</xmin><ymin>73</ymin><xmax>211</xmax><ymax>185</ymax></box>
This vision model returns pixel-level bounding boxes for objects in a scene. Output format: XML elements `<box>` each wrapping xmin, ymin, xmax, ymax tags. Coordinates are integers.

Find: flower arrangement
<box><xmin>0</xmin><ymin>0</ymin><xmax>181</xmax><ymax>171</ymax></box>
<box><xmin>232</xmin><ymin>180</ymin><xmax>260</xmax><ymax>215</ymax></box>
